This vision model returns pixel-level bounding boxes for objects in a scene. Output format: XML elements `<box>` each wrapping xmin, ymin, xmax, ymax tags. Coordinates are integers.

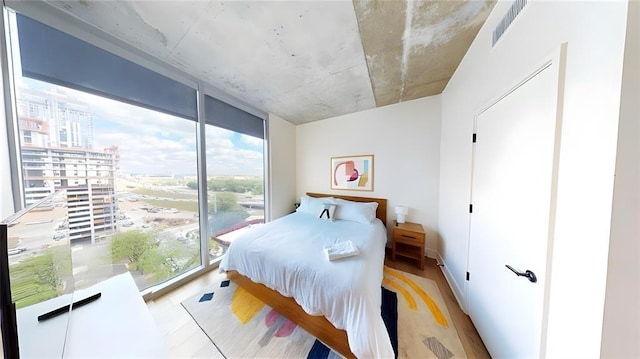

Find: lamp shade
<box><xmin>395</xmin><ymin>206</ymin><xmax>408</xmax><ymax>224</ymax></box>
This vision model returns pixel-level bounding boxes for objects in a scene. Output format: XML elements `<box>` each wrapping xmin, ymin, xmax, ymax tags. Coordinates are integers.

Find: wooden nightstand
<box><xmin>391</xmin><ymin>222</ymin><xmax>426</xmax><ymax>270</ymax></box>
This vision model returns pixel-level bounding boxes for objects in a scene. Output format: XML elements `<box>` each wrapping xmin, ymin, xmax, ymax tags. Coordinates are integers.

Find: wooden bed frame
<box><xmin>226</xmin><ymin>192</ymin><xmax>388</xmax><ymax>359</ymax></box>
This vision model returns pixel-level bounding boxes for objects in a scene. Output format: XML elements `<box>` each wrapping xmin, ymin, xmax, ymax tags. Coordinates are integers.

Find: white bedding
<box><xmin>219</xmin><ymin>212</ymin><xmax>394</xmax><ymax>358</ymax></box>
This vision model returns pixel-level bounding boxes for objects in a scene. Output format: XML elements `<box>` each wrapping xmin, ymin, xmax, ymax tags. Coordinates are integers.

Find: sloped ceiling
<box><xmin>45</xmin><ymin>0</ymin><xmax>495</xmax><ymax>125</ymax></box>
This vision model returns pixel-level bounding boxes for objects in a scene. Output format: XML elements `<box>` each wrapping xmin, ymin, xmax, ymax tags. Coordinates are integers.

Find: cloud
<box><xmin>240</xmin><ymin>134</ymin><xmax>264</xmax><ymax>149</ymax></box>
<box><xmin>21</xmin><ymin>77</ymin><xmax>264</xmax><ymax>177</ymax></box>
<box><xmin>204</xmin><ymin>127</ymin><xmax>264</xmax><ymax>176</ymax></box>
<box><xmin>96</xmin><ymin>132</ymin><xmax>198</xmax><ymax>175</ymax></box>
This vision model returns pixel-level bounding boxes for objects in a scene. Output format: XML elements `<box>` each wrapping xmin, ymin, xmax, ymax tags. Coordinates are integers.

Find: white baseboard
<box><xmin>436</xmin><ymin>252</ymin><xmax>467</xmax><ymax>314</ymax></box>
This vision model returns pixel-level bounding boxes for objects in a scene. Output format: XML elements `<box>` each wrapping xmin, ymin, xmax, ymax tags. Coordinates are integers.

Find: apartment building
<box><xmin>17</xmin><ymin>86</ymin><xmax>117</xmax><ymax>243</ymax></box>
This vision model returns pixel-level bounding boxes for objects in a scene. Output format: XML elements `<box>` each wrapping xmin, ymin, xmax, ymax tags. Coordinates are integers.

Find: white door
<box><xmin>467</xmin><ymin>49</ymin><xmax>565</xmax><ymax>358</ymax></box>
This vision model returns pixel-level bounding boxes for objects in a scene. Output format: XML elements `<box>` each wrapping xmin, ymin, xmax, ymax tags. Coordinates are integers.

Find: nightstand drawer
<box><xmin>393</xmin><ymin>229</ymin><xmax>425</xmax><ymax>244</ymax></box>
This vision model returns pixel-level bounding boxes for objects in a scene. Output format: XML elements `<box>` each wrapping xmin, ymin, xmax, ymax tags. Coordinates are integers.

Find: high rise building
<box><xmin>17</xmin><ymin>85</ymin><xmax>117</xmax><ymax>243</ymax></box>
<box><xmin>103</xmin><ymin>145</ymin><xmax>120</xmax><ymax>173</ymax></box>
<box><xmin>16</xmin><ymin>86</ymin><xmax>94</xmax><ymax>149</ymax></box>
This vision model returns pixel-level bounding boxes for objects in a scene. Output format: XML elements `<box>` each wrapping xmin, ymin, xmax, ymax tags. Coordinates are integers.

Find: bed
<box><xmin>219</xmin><ymin>193</ymin><xmax>394</xmax><ymax>358</ymax></box>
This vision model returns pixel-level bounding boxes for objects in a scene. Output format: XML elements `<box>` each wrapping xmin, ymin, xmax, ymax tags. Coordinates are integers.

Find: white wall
<box><xmin>267</xmin><ymin>113</ymin><xmax>297</xmax><ymax>220</ymax></box>
<box><xmin>601</xmin><ymin>1</ymin><xmax>640</xmax><ymax>357</ymax></box>
<box><xmin>296</xmin><ymin>96</ymin><xmax>441</xmax><ymax>255</ymax></box>
<box><xmin>439</xmin><ymin>1</ymin><xmax>628</xmax><ymax>357</ymax></box>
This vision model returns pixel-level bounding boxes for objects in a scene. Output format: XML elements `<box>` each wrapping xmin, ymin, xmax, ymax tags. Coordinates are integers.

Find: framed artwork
<box><xmin>331</xmin><ymin>154</ymin><xmax>374</xmax><ymax>191</ymax></box>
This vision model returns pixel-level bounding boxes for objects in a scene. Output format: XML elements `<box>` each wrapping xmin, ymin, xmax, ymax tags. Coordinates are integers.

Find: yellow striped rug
<box><xmin>181</xmin><ymin>266</ymin><xmax>465</xmax><ymax>358</ymax></box>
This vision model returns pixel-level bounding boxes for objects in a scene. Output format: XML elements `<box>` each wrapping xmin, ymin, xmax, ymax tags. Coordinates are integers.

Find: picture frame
<box><xmin>330</xmin><ymin>154</ymin><xmax>374</xmax><ymax>191</ymax></box>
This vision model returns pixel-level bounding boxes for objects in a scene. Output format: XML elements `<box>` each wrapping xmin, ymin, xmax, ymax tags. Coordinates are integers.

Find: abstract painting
<box><xmin>331</xmin><ymin>154</ymin><xmax>374</xmax><ymax>191</ymax></box>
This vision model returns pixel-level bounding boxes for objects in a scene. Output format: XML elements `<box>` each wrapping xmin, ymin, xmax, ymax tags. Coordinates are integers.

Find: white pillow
<box><xmin>334</xmin><ymin>198</ymin><xmax>378</xmax><ymax>224</ymax></box>
<box><xmin>296</xmin><ymin>195</ymin><xmax>334</xmax><ymax>215</ymax></box>
<box><xmin>318</xmin><ymin>202</ymin><xmax>337</xmax><ymax>221</ymax></box>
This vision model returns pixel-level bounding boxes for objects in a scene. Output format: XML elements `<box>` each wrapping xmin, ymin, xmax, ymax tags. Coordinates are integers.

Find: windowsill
<box><xmin>142</xmin><ymin>256</ymin><xmax>224</xmax><ymax>301</ymax></box>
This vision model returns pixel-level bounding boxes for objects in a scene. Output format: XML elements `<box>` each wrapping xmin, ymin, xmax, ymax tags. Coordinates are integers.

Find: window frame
<box><xmin>0</xmin><ymin>2</ymin><xmax>268</xmax><ymax>299</ymax></box>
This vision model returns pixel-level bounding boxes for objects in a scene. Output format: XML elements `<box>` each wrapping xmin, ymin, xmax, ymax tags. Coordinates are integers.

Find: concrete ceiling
<box><xmin>45</xmin><ymin>0</ymin><xmax>495</xmax><ymax>125</ymax></box>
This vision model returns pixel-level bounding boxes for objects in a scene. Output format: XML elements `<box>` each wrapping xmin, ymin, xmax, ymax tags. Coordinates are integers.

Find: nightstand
<box><xmin>391</xmin><ymin>222</ymin><xmax>425</xmax><ymax>270</ymax></box>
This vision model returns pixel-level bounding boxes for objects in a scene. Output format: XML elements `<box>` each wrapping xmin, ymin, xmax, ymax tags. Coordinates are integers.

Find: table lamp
<box><xmin>395</xmin><ymin>206</ymin><xmax>408</xmax><ymax>225</ymax></box>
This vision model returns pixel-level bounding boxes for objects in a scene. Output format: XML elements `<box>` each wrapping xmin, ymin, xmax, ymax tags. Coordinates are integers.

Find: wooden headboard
<box><xmin>306</xmin><ymin>192</ymin><xmax>387</xmax><ymax>226</ymax></box>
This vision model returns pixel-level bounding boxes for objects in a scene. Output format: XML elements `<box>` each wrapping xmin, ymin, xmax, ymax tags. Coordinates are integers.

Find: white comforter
<box><xmin>219</xmin><ymin>212</ymin><xmax>394</xmax><ymax>358</ymax></box>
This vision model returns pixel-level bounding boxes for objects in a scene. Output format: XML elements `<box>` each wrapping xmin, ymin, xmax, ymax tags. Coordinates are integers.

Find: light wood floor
<box><xmin>146</xmin><ymin>270</ymin><xmax>227</xmax><ymax>358</ymax></box>
<box><xmin>147</xmin><ymin>254</ymin><xmax>490</xmax><ymax>358</ymax></box>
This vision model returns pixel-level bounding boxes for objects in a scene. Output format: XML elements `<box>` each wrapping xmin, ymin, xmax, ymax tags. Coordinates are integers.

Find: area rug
<box><xmin>181</xmin><ymin>266</ymin><xmax>465</xmax><ymax>358</ymax></box>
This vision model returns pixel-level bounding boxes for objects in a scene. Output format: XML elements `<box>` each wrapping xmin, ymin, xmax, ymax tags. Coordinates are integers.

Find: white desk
<box><xmin>17</xmin><ymin>272</ymin><xmax>165</xmax><ymax>358</ymax></box>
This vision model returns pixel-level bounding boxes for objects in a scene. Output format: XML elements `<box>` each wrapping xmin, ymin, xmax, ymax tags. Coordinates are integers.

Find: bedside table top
<box><xmin>394</xmin><ymin>222</ymin><xmax>425</xmax><ymax>234</ymax></box>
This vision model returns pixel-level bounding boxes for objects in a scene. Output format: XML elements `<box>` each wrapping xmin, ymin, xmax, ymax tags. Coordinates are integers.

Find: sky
<box><xmin>19</xmin><ymin>77</ymin><xmax>264</xmax><ymax>177</ymax></box>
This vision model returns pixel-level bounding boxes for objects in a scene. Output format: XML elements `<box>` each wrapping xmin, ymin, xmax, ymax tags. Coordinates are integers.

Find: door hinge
<box><xmin>466</xmin><ymin>272</ymin><xmax>470</xmax><ymax>281</ymax></box>
<box><xmin>469</xmin><ymin>204</ymin><xmax>473</xmax><ymax>213</ymax></box>
<box><xmin>472</xmin><ymin>133</ymin><xmax>477</xmax><ymax>143</ymax></box>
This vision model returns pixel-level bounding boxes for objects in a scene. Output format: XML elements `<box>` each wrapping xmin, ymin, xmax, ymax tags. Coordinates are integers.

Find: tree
<box><xmin>250</xmin><ymin>180</ymin><xmax>264</xmax><ymax>195</ymax></box>
<box><xmin>186</xmin><ymin>181</ymin><xmax>198</xmax><ymax>190</ymax></box>
<box><xmin>206</xmin><ymin>178</ymin><xmax>264</xmax><ymax>194</ymax></box>
<box><xmin>138</xmin><ymin>239</ymin><xmax>200</xmax><ymax>282</ymax></box>
<box><xmin>209</xmin><ymin>191</ymin><xmax>242</xmax><ymax>213</ymax></box>
<box><xmin>137</xmin><ymin>246</ymin><xmax>173</xmax><ymax>280</ymax></box>
<box><xmin>110</xmin><ymin>230</ymin><xmax>155</xmax><ymax>271</ymax></box>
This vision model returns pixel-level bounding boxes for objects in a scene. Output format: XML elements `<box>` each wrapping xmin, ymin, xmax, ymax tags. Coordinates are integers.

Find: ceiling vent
<box><xmin>492</xmin><ymin>0</ymin><xmax>528</xmax><ymax>46</ymax></box>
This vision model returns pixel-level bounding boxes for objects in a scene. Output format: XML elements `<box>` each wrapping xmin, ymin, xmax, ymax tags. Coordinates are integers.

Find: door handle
<box><xmin>505</xmin><ymin>264</ymin><xmax>537</xmax><ymax>283</ymax></box>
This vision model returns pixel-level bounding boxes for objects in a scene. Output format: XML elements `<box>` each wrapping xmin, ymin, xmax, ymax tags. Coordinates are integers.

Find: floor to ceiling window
<box><xmin>12</xmin><ymin>76</ymin><xmax>202</xmax><ymax>296</ymax></box>
<box><xmin>204</xmin><ymin>95</ymin><xmax>265</xmax><ymax>262</ymax></box>
<box><xmin>2</xmin><ymin>9</ymin><xmax>265</xmax><ymax>308</ymax></box>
